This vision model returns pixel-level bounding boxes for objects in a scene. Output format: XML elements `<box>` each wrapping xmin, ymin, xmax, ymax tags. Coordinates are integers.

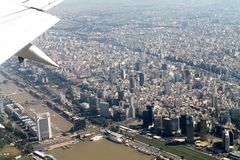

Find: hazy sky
<box><xmin>63</xmin><ymin>0</ymin><xmax>239</xmax><ymax>5</ymax></box>
<box><xmin>62</xmin><ymin>0</ymin><xmax>177</xmax><ymax>5</ymax></box>
<box><xmin>59</xmin><ymin>0</ymin><xmax>240</xmax><ymax>9</ymax></box>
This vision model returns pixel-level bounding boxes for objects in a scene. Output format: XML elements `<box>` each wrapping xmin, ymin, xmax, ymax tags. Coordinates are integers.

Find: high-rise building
<box><xmin>129</xmin><ymin>105</ymin><xmax>136</xmax><ymax>119</ymax></box>
<box><xmin>74</xmin><ymin>118</ymin><xmax>86</xmax><ymax>131</ymax></box>
<box><xmin>143</xmin><ymin>110</ymin><xmax>149</xmax><ymax>129</ymax></box>
<box><xmin>154</xmin><ymin>116</ymin><xmax>163</xmax><ymax>129</ymax></box>
<box><xmin>121</xmin><ymin>69</ymin><xmax>126</xmax><ymax>80</ymax></box>
<box><xmin>222</xmin><ymin>129</ymin><xmax>230</xmax><ymax>152</ymax></box>
<box><xmin>135</xmin><ymin>62</ymin><xmax>142</xmax><ymax>71</ymax></box>
<box><xmin>113</xmin><ymin>110</ymin><xmax>126</xmax><ymax>122</ymax></box>
<box><xmin>229</xmin><ymin>130</ymin><xmax>234</xmax><ymax>146</ymax></box>
<box><xmin>90</xmin><ymin>95</ymin><xmax>98</xmax><ymax>108</ymax></box>
<box><xmin>118</xmin><ymin>90</ymin><xmax>124</xmax><ymax>101</ymax></box>
<box><xmin>139</xmin><ymin>72</ymin><xmax>145</xmax><ymax>86</ymax></box>
<box><xmin>163</xmin><ymin>118</ymin><xmax>172</xmax><ymax>137</ymax></box>
<box><xmin>99</xmin><ymin>102</ymin><xmax>111</xmax><ymax>118</ymax></box>
<box><xmin>186</xmin><ymin>116</ymin><xmax>194</xmax><ymax>143</ymax></box>
<box><xmin>109</xmin><ymin>67</ymin><xmax>116</xmax><ymax>84</ymax></box>
<box><xmin>183</xmin><ymin>69</ymin><xmax>191</xmax><ymax>84</ymax></box>
<box><xmin>180</xmin><ymin>115</ymin><xmax>187</xmax><ymax>135</ymax></box>
<box><xmin>162</xmin><ymin>63</ymin><xmax>168</xmax><ymax>70</ymax></box>
<box><xmin>58</xmin><ymin>92</ymin><xmax>67</xmax><ymax>104</ymax></box>
<box><xmin>147</xmin><ymin>105</ymin><xmax>154</xmax><ymax>125</ymax></box>
<box><xmin>129</xmin><ymin>96</ymin><xmax>135</xmax><ymax>107</ymax></box>
<box><xmin>171</xmin><ymin>117</ymin><xmax>180</xmax><ymax>132</ymax></box>
<box><xmin>200</xmin><ymin>119</ymin><xmax>207</xmax><ymax>141</ymax></box>
<box><xmin>154</xmin><ymin>116</ymin><xmax>163</xmax><ymax>135</ymax></box>
<box><xmin>212</xmin><ymin>95</ymin><xmax>217</xmax><ymax>108</ymax></box>
<box><xmin>142</xmin><ymin>104</ymin><xmax>154</xmax><ymax>129</ymax></box>
<box><xmin>80</xmin><ymin>92</ymin><xmax>90</xmax><ymax>103</ymax></box>
<box><xmin>36</xmin><ymin>112</ymin><xmax>52</xmax><ymax>141</ymax></box>
<box><xmin>129</xmin><ymin>76</ymin><xmax>136</xmax><ymax>93</ymax></box>
<box><xmin>164</xmin><ymin>83</ymin><xmax>171</xmax><ymax>95</ymax></box>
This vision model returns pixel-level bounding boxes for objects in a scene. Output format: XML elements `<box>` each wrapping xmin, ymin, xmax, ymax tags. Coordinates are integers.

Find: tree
<box><xmin>110</xmin><ymin>126</ymin><xmax>120</xmax><ymax>133</ymax></box>
<box><xmin>24</xmin><ymin>144</ymin><xmax>34</xmax><ymax>154</ymax></box>
<box><xmin>14</xmin><ymin>129</ymin><xmax>27</xmax><ymax>140</ymax></box>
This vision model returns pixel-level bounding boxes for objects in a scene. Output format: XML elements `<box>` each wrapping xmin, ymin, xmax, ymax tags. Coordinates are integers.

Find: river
<box><xmin>48</xmin><ymin>139</ymin><xmax>151</xmax><ymax>160</ymax></box>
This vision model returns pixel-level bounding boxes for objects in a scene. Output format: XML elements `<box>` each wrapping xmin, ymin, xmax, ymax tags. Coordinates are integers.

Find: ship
<box><xmin>106</xmin><ymin>134</ymin><xmax>123</xmax><ymax>144</ymax></box>
<box><xmin>90</xmin><ymin>135</ymin><xmax>103</xmax><ymax>141</ymax></box>
<box><xmin>137</xmin><ymin>148</ymin><xmax>152</xmax><ymax>155</ymax></box>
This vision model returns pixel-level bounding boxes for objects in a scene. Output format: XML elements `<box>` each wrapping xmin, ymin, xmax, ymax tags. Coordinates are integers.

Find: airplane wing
<box><xmin>0</xmin><ymin>0</ymin><xmax>62</xmax><ymax>67</ymax></box>
<box><xmin>13</xmin><ymin>0</ymin><xmax>63</xmax><ymax>11</ymax></box>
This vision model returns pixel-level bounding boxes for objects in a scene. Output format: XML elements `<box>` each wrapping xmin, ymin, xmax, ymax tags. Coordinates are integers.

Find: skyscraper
<box><xmin>129</xmin><ymin>105</ymin><xmax>136</xmax><ymax>119</ymax></box>
<box><xmin>139</xmin><ymin>72</ymin><xmax>145</xmax><ymax>86</ymax></box>
<box><xmin>121</xmin><ymin>69</ymin><xmax>126</xmax><ymax>80</ymax></box>
<box><xmin>200</xmin><ymin>119</ymin><xmax>207</xmax><ymax>141</ymax></box>
<box><xmin>229</xmin><ymin>130</ymin><xmax>234</xmax><ymax>146</ymax></box>
<box><xmin>36</xmin><ymin>112</ymin><xmax>52</xmax><ymax>141</ymax></box>
<box><xmin>109</xmin><ymin>67</ymin><xmax>116</xmax><ymax>84</ymax></box>
<box><xmin>99</xmin><ymin>102</ymin><xmax>111</xmax><ymax>118</ymax></box>
<box><xmin>135</xmin><ymin>62</ymin><xmax>142</xmax><ymax>71</ymax></box>
<box><xmin>164</xmin><ymin>82</ymin><xmax>171</xmax><ymax>95</ymax></box>
<box><xmin>118</xmin><ymin>90</ymin><xmax>125</xmax><ymax>101</ymax></box>
<box><xmin>162</xmin><ymin>63</ymin><xmax>168</xmax><ymax>70</ymax></box>
<box><xmin>143</xmin><ymin>110</ymin><xmax>149</xmax><ymax>129</ymax></box>
<box><xmin>129</xmin><ymin>76</ymin><xmax>136</xmax><ymax>93</ymax></box>
<box><xmin>147</xmin><ymin>105</ymin><xmax>154</xmax><ymax>125</ymax></box>
<box><xmin>180</xmin><ymin>114</ymin><xmax>187</xmax><ymax>136</ymax></box>
<box><xmin>186</xmin><ymin>116</ymin><xmax>194</xmax><ymax>143</ymax></box>
<box><xmin>222</xmin><ymin>129</ymin><xmax>230</xmax><ymax>152</ymax></box>
<box><xmin>142</xmin><ymin>103</ymin><xmax>154</xmax><ymax>128</ymax></box>
<box><xmin>154</xmin><ymin>116</ymin><xmax>163</xmax><ymax>129</ymax></box>
<box><xmin>212</xmin><ymin>95</ymin><xmax>217</xmax><ymax>108</ymax></box>
<box><xmin>163</xmin><ymin>118</ymin><xmax>172</xmax><ymax>137</ymax></box>
<box><xmin>171</xmin><ymin>116</ymin><xmax>180</xmax><ymax>132</ymax></box>
<box><xmin>154</xmin><ymin>116</ymin><xmax>163</xmax><ymax>135</ymax></box>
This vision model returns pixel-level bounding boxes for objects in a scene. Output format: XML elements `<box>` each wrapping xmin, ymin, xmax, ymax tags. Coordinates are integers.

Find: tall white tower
<box><xmin>36</xmin><ymin>112</ymin><xmax>52</xmax><ymax>141</ymax></box>
<box><xmin>223</xmin><ymin>129</ymin><xmax>230</xmax><ymax>152</ymax></box>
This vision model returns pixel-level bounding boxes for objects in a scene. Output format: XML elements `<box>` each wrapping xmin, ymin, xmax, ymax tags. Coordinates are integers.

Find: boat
<box><xmin>106</xmin><ymin>135</ymin><xmax>123</xmax><ymax>144</ymax></box>
<box><xmin>90</xmin><ymin>135</ymin><xmax>103</xmax><ymax>141</ymax></box>
<box><xmin>124</xmin><ymin>143</ymin><xmax>130</xmax><ymax>147</ymax></box>
<box><xmin>137</xmin><ymin>148</ymin><xmax>152</xmax><ymax>155</ymax></box>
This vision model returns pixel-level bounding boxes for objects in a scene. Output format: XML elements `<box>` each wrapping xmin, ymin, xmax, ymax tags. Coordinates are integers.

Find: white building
<box><xmin>36</xmin><ymin>112</ymin><xmax>52</xmax><ymax>141</ymax></box>
<box><xmin>222</xmin><ymin>129</ymin><xmax>230</xmax><ymax>152</ymax></box>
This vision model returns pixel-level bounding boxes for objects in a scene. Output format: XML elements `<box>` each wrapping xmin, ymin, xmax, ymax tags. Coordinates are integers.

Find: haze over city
<box><xmin>0</xmin><ymin>0</ymin><xmax>240</xmax><ymax>160</ymax></box>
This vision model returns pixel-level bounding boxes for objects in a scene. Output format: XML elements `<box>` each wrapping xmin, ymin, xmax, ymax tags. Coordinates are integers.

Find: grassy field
<box><xmin>135</xmin><ymin>135</ymin><xmax>216</xmax><ymax>160</ymax></box>
<box><xmin>19</xmin><ymin>155</ymin><xmax>30</xmax><ymax>160</ymax></box>
<box><xmin>0</xmin><ymin>155</ymin><xmax>14</xmax><ymax>160</ymax></box>
<box><xmin>0</xmin><ymin>155</ymin><xmax>30</xmax><ymax>160</ymax></box>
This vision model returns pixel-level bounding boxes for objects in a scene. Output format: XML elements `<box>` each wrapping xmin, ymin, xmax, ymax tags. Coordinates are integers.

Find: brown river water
<box><xmin>48</xmin><ymin>139</ymin><xmax>151</xmax><ymax>160</ymax></box>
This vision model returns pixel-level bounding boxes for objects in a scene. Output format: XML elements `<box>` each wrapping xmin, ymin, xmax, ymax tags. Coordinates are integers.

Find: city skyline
<box><xmin>1</xmin><ymin>0</ymin><xmax>240</xmax><ymax>160</ymax></box>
